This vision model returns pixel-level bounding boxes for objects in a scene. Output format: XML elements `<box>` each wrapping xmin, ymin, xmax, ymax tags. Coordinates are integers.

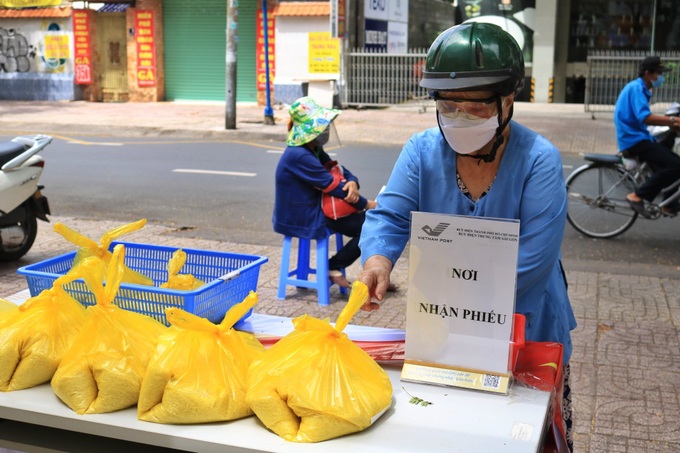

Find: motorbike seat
<box><xmin>0</xmin><ymin>141</ymin><xmax>27</xmax><ymax>167</ymax></box>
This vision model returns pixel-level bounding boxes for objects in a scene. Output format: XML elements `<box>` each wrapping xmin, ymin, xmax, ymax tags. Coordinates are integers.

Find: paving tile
<box><xmin>594</xmin><ymin>364</ymin><xmax>680</xmax><ymax>403</ymax></box>
<box><xmin>592</xmin><ymin>394</ymin><xmax>680</xmax><ymax>443</ymax></box>
<box><xmin>570</xmin><ymin>329</ymin><xmax>598</xmax><ymax>394</ymax></box>
<box><xmin>571</xmin><ymin>316</ymin><xmax>598</xmax><ymax>365</ymax></box>
<box><xmin>597</xmin><ymin>274</ymin><xmax>673</xmax><ymax>323</ymax></box>
<box><xmin>661</xmin><ymin>279</ymin><xmax>680</xmax><ymax>324</ymax></box>
<box><xmin>595</xmin><ymin>320</ymin><xmax>680</xmax><ymax>371</ymax></box>
<box><xmin>588</xmin><ymin>433</ymin><xmax>680</xmax><ymax>452</ymax></box>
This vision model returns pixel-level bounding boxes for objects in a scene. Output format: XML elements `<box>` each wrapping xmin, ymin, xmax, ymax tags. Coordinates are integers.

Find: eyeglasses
<box><xmin>433</xmin><ymin>93</ymin><xmax>500</xmax><ymax>120</ymax></box>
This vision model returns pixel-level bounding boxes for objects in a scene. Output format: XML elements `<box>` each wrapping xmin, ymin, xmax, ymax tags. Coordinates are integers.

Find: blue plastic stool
<box><xmin>277</xmin><ymin>232</ymin><xmax>348</xmax><ymax>306</ymax></box>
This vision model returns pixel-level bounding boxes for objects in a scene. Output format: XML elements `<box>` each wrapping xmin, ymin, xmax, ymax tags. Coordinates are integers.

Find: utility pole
<box><xmin>650</xmin><ymin>0</ymin><xmax>657</xmax><ymax>53</ymax></box>
<box><xmin>226</xmin><ymin>0</ymin><xmax>238</xmax><ymax>130</ymax></box>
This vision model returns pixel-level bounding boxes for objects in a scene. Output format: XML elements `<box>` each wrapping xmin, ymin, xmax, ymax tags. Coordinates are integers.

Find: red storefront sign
<box><xmin>331</xmin><ymin>0</ymin><xmax>346</xmax><ymax>38</ymax></box>
<box><xmin>256</xmin><ymin>9</ymin><xmax>275</xmax><ymax>91</ymax></box>
<box><xmin>135</xmin><ymin>10</ymin><xmax>156</xmax><ymax>87</ymax></box>
<box><xmin>72</xmin><ymin>10</ymin><xmax>92</xmax><ymax>85</ymax></box>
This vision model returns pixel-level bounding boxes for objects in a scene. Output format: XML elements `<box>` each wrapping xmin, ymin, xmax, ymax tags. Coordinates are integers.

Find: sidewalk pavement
<box><xmin>0</xmin><ymin>99</ymin><xmax>677</xmax><ymax>453</ymax></box>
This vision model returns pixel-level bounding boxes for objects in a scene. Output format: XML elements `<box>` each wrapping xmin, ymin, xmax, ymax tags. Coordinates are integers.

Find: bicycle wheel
<box><xmin>566</xmin><ymin>164</ymin><xmax>638</xmax><ymax>238</ymax></box>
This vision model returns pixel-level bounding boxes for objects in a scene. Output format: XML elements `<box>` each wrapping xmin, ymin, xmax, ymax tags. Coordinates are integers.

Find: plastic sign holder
<box><xmin>401</xmin><ymin>212</ymin><xmax>520</xmax><ymax>395</ymax></box>
<box><xmin>401</xmin><ymin>361</ymin><xmax>511</xmax><ymax>394</ymax></box>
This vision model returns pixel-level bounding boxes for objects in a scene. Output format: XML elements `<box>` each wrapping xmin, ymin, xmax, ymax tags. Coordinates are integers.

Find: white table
<box><xmin>0</xmin><ymin>291</ymin><xmax>551</xmax><ymax>452</ymax></box>
<box><xmin>0</xmin><ymin>368</ymin><xmax>551</xmax><ymax>453</ymax></box>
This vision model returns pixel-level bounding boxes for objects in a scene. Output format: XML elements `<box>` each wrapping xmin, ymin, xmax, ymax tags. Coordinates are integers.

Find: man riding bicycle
<box><xmin>614</xmin><ymin>55</ymin><xmax>680</xmax><ymax>218</ymax></box>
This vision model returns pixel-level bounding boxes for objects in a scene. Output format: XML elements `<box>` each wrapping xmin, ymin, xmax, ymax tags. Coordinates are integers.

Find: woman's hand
<box><xmin>358</xmin><ymin>255</ymin><xmax>393</xmax><ymax>311</ymax></box>
<box><xmin>342</xmin><ymin>180</ymin><xmax>360</xmax><ymax>204</ymax></box>
<box><xmin>366</xmin><ymin>199</ymin><xmax>377</xmax><ymax>210</ymax></box>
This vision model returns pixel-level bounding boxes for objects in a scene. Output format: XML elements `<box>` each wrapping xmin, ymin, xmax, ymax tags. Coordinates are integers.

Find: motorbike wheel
<box><xmin>566</xmin><ymin>163</ymin><xmax>638</xmax><ymax>238</ymax></box>
<box><xmin>0</xmin><ymin>208</ymin><xmax>38</xmax><ymax>262</ymax></box>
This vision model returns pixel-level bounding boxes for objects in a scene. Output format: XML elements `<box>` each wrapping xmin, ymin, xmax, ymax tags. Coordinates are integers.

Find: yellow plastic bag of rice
<box><xmin>138</xmin><ymin>291</ymin><xmax>264</xmax><ymax>424</ymax></box>
<box><xmin>54</xmin><ymin>219</ymin><xmax>153</xmax><ymax>286</ymax></box>
<box><xmin>159</xmin><ymin>248</ymin><xmax>205</xmax><ymax>291</ymax></box>
<box><xmin>0</xmin><ymin>275</ymin><xmax>87</xmax><ymax>392</ymax></box>
<box><xmin>51</xmin><ymin>244</ymin><xmax>166</xmax><ymax>414</ymax></box>
<box><xmin>0</xmin><ymin>298</ymin><xmax>16</xmax><ymax>315</ymax></box>
<box><xmin>246</xmin><ymin>282</ymin><xmax>393</xmax><ymax>443</ymax></box>
<box><xmin>0</xmin><ymin>298</ymin><xmax>18</xmax><ymax>329</ymax></box>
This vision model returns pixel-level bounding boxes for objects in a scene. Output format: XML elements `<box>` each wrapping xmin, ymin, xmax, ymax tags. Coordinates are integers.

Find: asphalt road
<box><xmin>23</xmin><ymin>135</ymin><xmax>400</xmax><ymax>246</ymax></box>
<box><xmin>6</xmin><ymin>133</ymin><xmax>680</xmax><ymax>277</ymax></box>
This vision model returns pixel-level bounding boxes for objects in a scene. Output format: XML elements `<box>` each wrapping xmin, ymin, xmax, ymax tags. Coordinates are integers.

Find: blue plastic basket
<box><xmin>17</xmin><ymin>241</ymin><xmax>268</xmax><ymax>326</ymax></box>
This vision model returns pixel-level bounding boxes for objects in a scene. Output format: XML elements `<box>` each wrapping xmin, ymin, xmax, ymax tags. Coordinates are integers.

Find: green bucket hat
<box><xmin>286</xmin><ymin>96</ymin><xmax>341</xmax><ymax>146</ymax></box>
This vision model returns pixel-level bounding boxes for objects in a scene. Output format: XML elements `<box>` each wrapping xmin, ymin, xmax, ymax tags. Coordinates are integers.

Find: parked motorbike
<box><xmin>0</xmin><ymin>135</ymin><xmax>52</xmax><ymax>261</ymax></box>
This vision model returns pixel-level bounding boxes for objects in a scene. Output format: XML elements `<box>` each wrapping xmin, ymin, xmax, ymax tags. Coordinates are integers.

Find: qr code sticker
<box><xmin>482</xmin><ymin>374</ymin><xmax>501</xmax><ymax>389</ymax></box>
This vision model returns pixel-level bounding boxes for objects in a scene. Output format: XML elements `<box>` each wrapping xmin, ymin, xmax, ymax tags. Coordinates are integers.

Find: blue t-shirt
<box><xmin>614</xmin><ymin>77</ymin><xmax>653</xmax><ymax>151</ymax></box>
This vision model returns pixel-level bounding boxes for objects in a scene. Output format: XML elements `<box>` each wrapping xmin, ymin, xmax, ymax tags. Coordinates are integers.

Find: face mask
<box><xmin>438</xmin><ymin>112</ymin><xmax>498</xmax><ymax>154</ymax></box>
<box><xmin>316</xmin><ymin>128</ymin><xmax>330</xmax><ymax>146</ymax></box>
<box><xmin>653</xmin><ymin>74</ymin><xmax>665</xmax><ymax>89</ymax></box>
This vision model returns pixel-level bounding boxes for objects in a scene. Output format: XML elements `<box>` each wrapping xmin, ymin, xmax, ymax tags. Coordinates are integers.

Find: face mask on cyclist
<box><xmin>437</xmin><ymin>112</ymin><xmax>499</xmax><ymax>154</ymax></box>
<box><xmin>652</xmin><ymin>74</ymin><xmax>665</xmax><ymax>89</ymax></box>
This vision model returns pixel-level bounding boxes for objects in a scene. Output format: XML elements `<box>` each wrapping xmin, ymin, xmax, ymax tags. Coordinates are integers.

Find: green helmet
<box><xmin>420</xmin><ymin>22</ymin><xmax>525</xmax><ymax>96</ymax></box>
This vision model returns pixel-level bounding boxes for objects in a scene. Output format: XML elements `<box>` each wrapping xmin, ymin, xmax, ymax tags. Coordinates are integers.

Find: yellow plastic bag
<box><xmin>246</xmin><ymin>282</ymin><xmax>393</xmax><ymax>443</ymax></box>
<box><xmin>51</xmin><ymin>244</ymin><xmax>166</xmax><ymax>414</ymax></box>
<box><xmin>0</xmin><ymin>298</ymin><xmax>16</xmax><ymax>315</ymax></box>
<box><xmin>159</xmin><ymin>249</ymin><xmax>205</xmax><ymax>290</ymax></box>
<box><xmin>0</xmin><ymin>275</ymin><xmax>87</xmax><ymax>392</ymax></box>
<box><xmin>54</xmin><ymin>219</ymin><xmax>153</xmax><ymax>286</ymax></box>
<box><xmin>0</xmin><ymin>298</ymin><xmax>18</xmax><ymax>328</ymax></box>
<box><xmin>138</xmin><ymin>291</ymin><xmax>264</xmax><ymax>424</ymax></box>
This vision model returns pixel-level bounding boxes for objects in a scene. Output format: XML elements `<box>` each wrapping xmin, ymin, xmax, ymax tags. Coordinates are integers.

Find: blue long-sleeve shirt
<box><xmin>273</xmin><ymin>145</ymin><xmax>366</xmax><ymax>240</ymax></box>
<box><xmin>359</xmin><ymin>122</ymin><xmax>577</xmax><ymax>362</ymax></box>
<box><xmin>614</xmin><ymin>77</ymin><xmax>654</xmax><ymax>152</ymax></box>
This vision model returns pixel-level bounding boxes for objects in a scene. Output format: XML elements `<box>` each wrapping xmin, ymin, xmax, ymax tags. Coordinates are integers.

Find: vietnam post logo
<box><xmin>421</xmin><ymin>222</ymin><xmax>450</xmax><ymax>237</ymax></box>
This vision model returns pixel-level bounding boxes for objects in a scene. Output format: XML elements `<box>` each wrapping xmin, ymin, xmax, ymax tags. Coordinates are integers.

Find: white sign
<box><xmin>364</xmin><ymin>0</ymin><xmax>389</xmax><ymax>21</ymax></box>
<box><xmin>404</xmin><ymin>212</ymin><xmax>520</xmax><ymax>375</ymax></box>
<box><xmin>365</xmin><ymin>0</ymin><xmax>409</xmax><ymax>23</ymax></box>
<box><xmin>387</xmin><ymin>21</ymin><xmax>408</xmax><ymax>53</ymax></box>
<box><xmin>388</xmin><ymin>0</ymin><xmax>408</xmax><ymax>23</ymax></box>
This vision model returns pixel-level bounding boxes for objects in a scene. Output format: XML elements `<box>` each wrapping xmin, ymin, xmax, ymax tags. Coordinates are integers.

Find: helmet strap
<box><xmin>462</xmin><ymin>98</ymin><xmax>513</xmax><ymax>164</ymax></box>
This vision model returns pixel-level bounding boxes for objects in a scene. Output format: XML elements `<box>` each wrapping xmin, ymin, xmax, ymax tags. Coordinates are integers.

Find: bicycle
<box><xmin>565</xmin><ymin>152</ymin><xmax>680</xmax><ymax>238</ymax></box>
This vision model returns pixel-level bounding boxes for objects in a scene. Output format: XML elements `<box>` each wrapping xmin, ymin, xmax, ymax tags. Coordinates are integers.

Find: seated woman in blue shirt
<box><xmin>273</xmin><ymin>96</ymin><xmax>376</xmax><ymax>289</ymax></box>
<box><xmin>357</xmin><ymin>24</ymin><xmax>577</xmax><ymax>451</ymax></box>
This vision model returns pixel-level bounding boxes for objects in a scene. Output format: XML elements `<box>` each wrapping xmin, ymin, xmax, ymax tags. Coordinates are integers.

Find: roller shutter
<box><xmin>163</xmin><ymin>0</ymin><xmax>256</xmax><ymax>102</ymax></box>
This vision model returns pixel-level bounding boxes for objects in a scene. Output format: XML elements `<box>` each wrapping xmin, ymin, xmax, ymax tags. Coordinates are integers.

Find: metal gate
<box><xmin>585</xmin><ymin>50</ymin><xmax>680</xmax><ymax>117</ymax></box>
<box><xmin>96</xmin><ymin>12</ymin><xmax>128</xmax><ymax>102</ymax></box>
<box><xmin>343</xmin><ymin>48</ymin><xmax>432</xmax><ymax>109</ymax></box>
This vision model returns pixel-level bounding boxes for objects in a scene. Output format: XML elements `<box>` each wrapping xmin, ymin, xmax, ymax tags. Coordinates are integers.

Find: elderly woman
<box><xmin>357</xmin><ymin>23</ymin><xmax>577</xmax><ymax>451</ymax></box>
<box><xmin>273</xmin><ymin>96</ymin><xmax>376</xmax><ymax>289</ymax></box>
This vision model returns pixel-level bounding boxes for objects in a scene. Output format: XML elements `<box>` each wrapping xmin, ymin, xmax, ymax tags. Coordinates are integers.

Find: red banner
<box><xmin>331</xmin><ymin>0</ymin><xmax>346</xmax><ymax>39</ymax></box>
<box><xmin>135</xmin><ymin>10</ymin><xmax>157</xmax><ymax>87</ymax></box>
<box><xmin>256</xmin><ymin>9</ymin><xmax>275</xmax><ymax>91</ymax></box>
<box><xmin>72</xmin><ymin>10</ymin><xmax>92</xmax><ymax>85</ymax></box>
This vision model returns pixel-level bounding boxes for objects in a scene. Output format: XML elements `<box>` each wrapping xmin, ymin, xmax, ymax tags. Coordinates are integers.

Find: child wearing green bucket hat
<box><xmin>286</xmin><ymin>96</ymin><xmax>341</xmax><ymax>147</ymax></box>
<box><xmin>274</xmin><ymin>96</ymin><xmax>377</xmax><ymax>290</ymax></box>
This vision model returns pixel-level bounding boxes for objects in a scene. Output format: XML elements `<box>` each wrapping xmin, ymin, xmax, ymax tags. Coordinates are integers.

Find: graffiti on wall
<box><xmin>0</xmin><ymin>20</ymin><xmax>72</xmax><ymax>74</ymax></box>
<box><xmin>0</xmin><ymin>28</ymin><xmax>35</xmax><ymax>73</ymax></box>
